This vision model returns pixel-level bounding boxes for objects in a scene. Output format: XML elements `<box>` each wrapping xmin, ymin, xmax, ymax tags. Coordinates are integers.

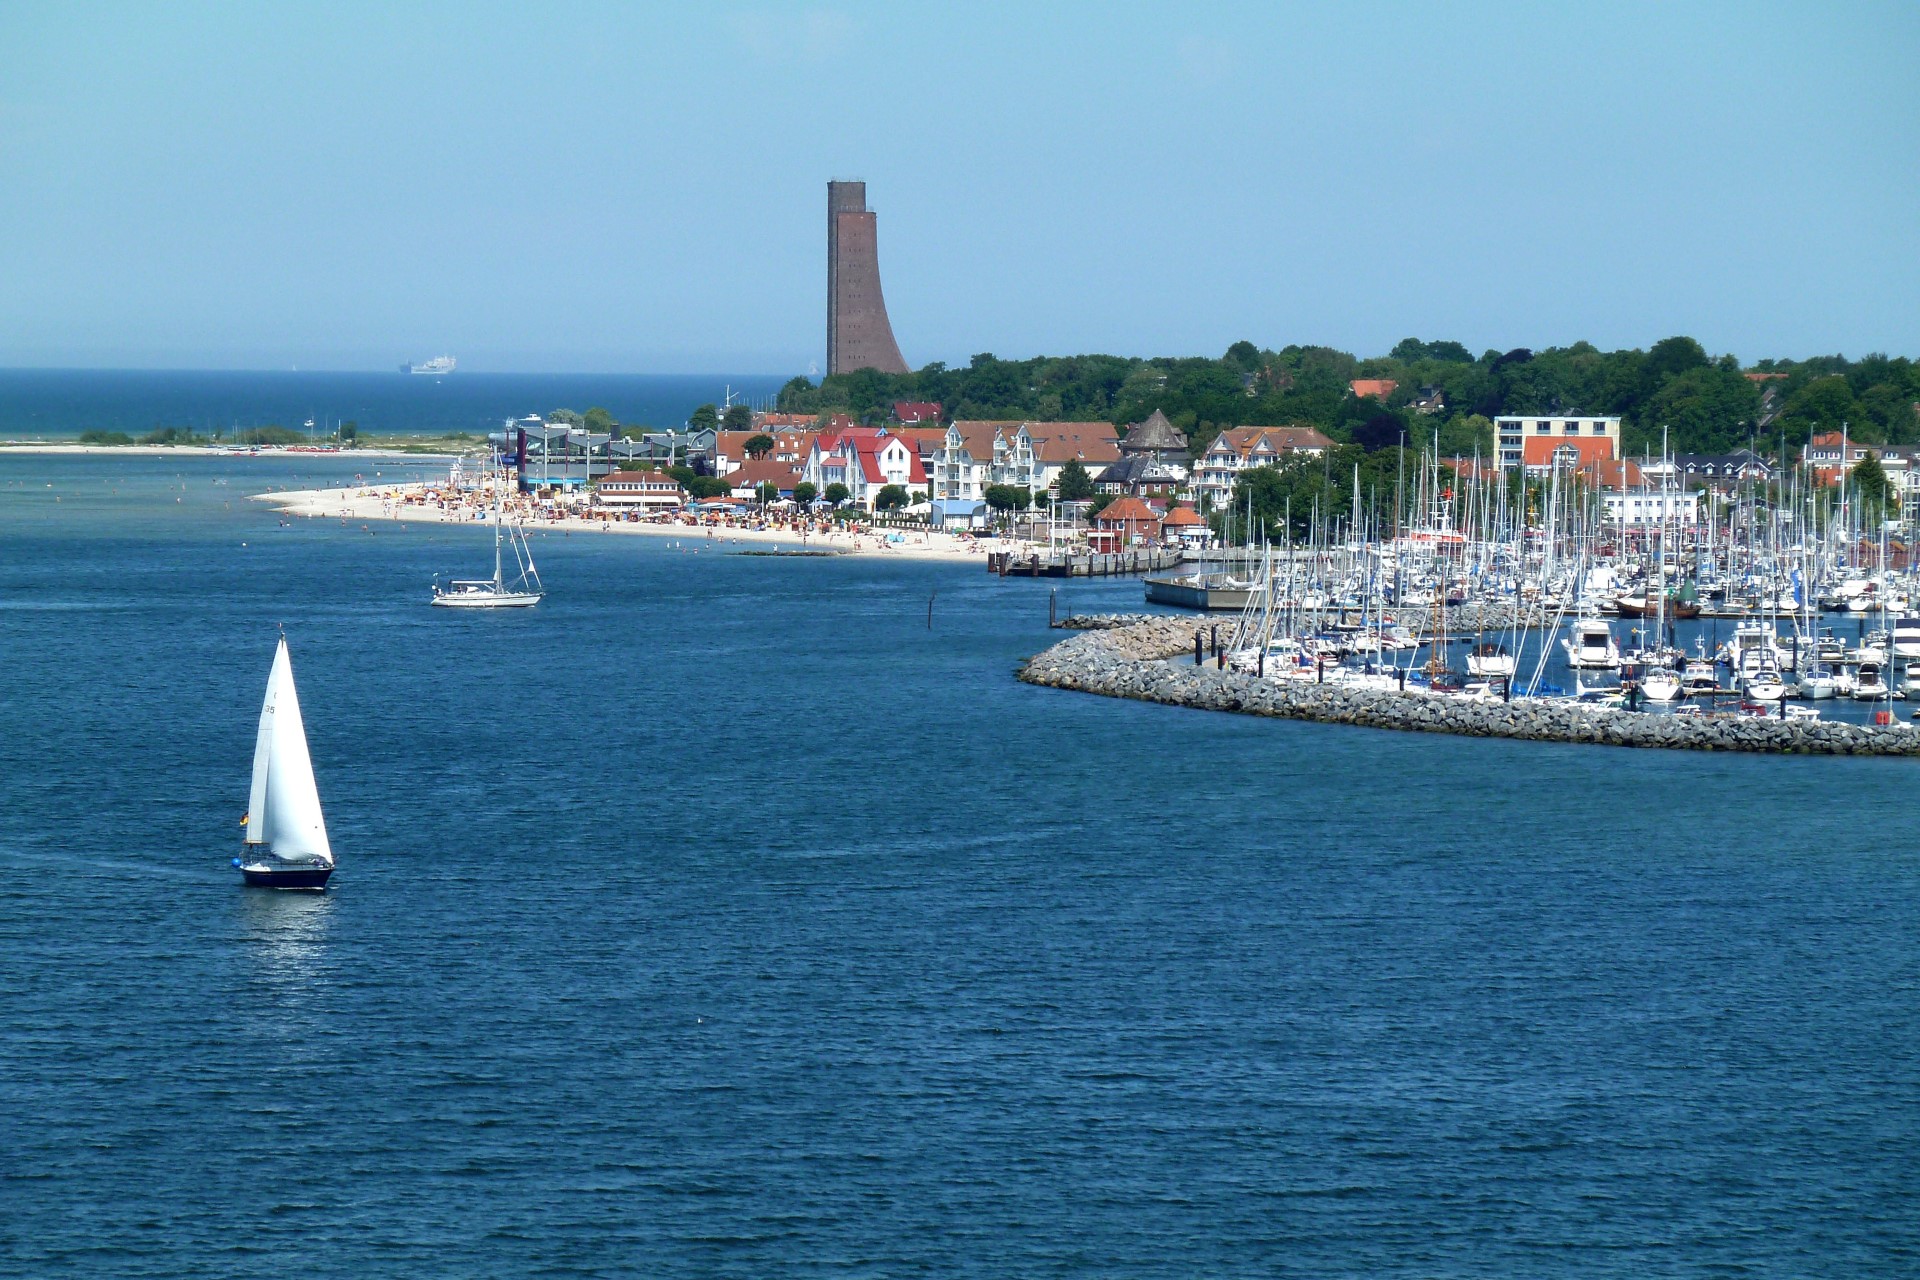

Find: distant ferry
<box><xmin>402</xmin><ymin>355</ymin><xmax>456</xmax><ymax>375</ymax></box>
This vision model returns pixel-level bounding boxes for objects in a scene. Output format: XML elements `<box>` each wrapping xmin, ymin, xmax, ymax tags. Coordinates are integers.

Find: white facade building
<box><xmin>1603</xmin><ymin>490</ymin><xmax>1701</xmax><ymax>527</ymax></box>
<box><xmin>1496</xmin><ymin>415</ymin><xmax>1622</xmax><ymax>472</ymax></box>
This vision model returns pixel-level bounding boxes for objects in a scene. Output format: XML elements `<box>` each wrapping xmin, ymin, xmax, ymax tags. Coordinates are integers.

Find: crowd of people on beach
<box><xmin>334</xmin><ymin>482</ymin><xmax>1000</xmax><ymax>557</ymax></box>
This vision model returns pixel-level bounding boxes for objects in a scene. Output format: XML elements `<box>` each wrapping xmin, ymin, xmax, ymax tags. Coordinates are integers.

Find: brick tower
<box><xmin>827</xmin><ymin>180</ymin><xmax>910</xmax><ymax>376</ymax></box>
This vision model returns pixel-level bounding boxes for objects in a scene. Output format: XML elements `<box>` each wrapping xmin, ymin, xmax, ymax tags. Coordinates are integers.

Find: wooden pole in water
<box><xmin>927</xmin><ymin>591</ymin><xmax>935</xmax><ymax>629</ymax></box>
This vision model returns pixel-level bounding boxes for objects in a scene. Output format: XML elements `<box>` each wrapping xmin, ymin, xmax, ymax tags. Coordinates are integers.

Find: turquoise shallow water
<box><xmin>1</xmin><ymin>452</ymin><xmax>1917</xmax><ymax>1277</ymax></box>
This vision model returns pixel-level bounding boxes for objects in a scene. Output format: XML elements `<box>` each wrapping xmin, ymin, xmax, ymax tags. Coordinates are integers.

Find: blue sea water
<box><xmin>2</xmin><ymin>451</ymin><xmax>1918</xmax><ymax>1277</ymax></box>
<box><xmin>0</xmin><ymin>369</ymin><xmax>792</xmax><ymax>439</ymax></box>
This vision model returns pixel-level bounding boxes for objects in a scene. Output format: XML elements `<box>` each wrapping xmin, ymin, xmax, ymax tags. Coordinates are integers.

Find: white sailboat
<box><xmin>236</xmin><ymin>636</ymin><xmax>335</xmax><ymax>890</ymax></box>
<box><xmin>432</xmin><ymin>502</ymin><xmax>543</xmax><ymax>608</ymax></box>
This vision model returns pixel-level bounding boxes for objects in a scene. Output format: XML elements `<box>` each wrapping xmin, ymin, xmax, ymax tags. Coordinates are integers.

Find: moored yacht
<box><xmin>1562</xmin><ymin>617</ymin><xmax>1620</xmax><ymax>670</ymax></box>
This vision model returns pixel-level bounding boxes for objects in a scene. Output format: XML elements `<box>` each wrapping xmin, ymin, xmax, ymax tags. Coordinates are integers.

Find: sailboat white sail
<box><xmin>238</xmin><ymin>636</ymin><xmax>334</xmax><ymax>888</ymax></box>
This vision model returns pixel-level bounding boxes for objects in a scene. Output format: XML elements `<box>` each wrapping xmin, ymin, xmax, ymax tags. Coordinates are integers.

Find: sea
<box><xmin>2</xmin><ymin>448</ymin><xmax>1918</xmax><ymax>1274</ymax></box>
<box><xmin>0</xmin><ymin>369</ymin><xmax>794</xmax><ymax>439</ymax></box>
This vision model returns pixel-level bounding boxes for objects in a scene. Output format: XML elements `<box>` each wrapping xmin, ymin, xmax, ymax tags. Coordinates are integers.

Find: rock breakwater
<box><xmin>1029</xmin><ymin>615</ymin><xmax>1920</xmax><ymax>757</ymax></box>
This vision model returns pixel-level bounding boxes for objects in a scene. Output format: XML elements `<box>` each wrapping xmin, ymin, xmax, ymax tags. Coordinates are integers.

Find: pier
<box><xmin>988</xmin><ymin>548</ymin><xmax>1182</xmax><ymax>577</ymax></box>
<box><xmin>1021</xmin><ymin>614</ymin><xmax>1920</xmax><ymax>757</ymax></box>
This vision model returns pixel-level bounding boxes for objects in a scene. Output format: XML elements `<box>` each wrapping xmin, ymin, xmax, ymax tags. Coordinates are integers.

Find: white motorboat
<box><xmin>1853</xmin><ymin>662</ymin><xmax>1890</xmax><ymax>700</ymax></box>
<box><xmin>235</xmin><ymin>636</ymin><xmax>335</xmax><ymax>890</ymax></box>
<box><xmin>1796</xmin><ymin>667</ymin><xmax>1837</xmax><ymax>700</ymax></box>
<box><xmin>1682</xmin><ymin>657</ymin><xmax>1720</xmax><ymax>693</ymax></box>
<box><xmin>1641</xmin><ymin>667</ymin><xmax>1684</xmax><ymax>702</ymax></box>
<box><xmin>1466</xmin><ymin>641</ymin><xmax>1515</xmax><ymax>678</ymax></box>
<box><xmin>1562</xmin><ymin>617</ymin><xmax>1620</xmax><ymax>670</ymax></box>
<box><xmin>1740</xmin><ymin>663</ymin><xmax>1789</xmax><ymax>701</ymax></box>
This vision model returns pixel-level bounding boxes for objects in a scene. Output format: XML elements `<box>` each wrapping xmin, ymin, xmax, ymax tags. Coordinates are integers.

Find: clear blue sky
<box><xmin>1</xmin><ymin>2</ymin><xmax>1914</xmax><ymax>372</ymax></box>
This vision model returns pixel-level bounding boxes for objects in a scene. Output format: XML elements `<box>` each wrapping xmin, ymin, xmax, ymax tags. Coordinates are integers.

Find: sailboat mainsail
<box><xmin>244</xmin><ymin>637</ymin><xmax>333</xmax><ymax>869</ymax></box>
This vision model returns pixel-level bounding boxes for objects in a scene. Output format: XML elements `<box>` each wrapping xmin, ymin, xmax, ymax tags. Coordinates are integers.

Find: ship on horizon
<box><xmin>402</xmin><ymin>355</ymin><xmax>456</xmax><ymax>375</ymax></box>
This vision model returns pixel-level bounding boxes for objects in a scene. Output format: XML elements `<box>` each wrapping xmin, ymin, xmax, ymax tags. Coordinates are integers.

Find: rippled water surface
<box><xmin>2</xmin><ymin>453</ymin><xmax>1917</xmax><ymax>1277</ymax></box>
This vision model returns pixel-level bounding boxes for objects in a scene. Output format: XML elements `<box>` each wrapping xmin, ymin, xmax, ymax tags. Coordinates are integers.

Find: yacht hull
<box><xmin>430</xmin><ymin>592</ymin><xmax>542</xmax><ymax>608</ymax></box>
<box><xmin>239</xmin><ymin>862</ymin><xmax>333</xmax><ymax>890</ymax></box>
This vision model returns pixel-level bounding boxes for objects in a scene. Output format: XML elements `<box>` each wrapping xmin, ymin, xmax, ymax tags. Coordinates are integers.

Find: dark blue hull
<box><xmin>240</xmin><ymin>864</ymin><xmax>333</xmax><ymax>890</ymax></box>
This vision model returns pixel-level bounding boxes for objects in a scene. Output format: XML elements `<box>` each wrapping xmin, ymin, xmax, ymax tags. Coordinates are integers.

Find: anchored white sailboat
<box><xmin>432</xmin><ymin>502</ymin><xmax>543</xmax><ymax>608</ymax></box>
<box><xmin>235</xmin><ymin>636</ymin><xmax>335</xmax><ymax>890</ymax></box>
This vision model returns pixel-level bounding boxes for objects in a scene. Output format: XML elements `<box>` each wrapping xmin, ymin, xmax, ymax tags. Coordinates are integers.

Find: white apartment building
<box><xmin>1603</xmin><ymin>490</ymin><xmax>1701</xmax><ymax>527</ymax></box>
<box><xmin>1496</xmin><ymin>415</ymin><xmax>1622</xmax><ymax>472</ymax></box>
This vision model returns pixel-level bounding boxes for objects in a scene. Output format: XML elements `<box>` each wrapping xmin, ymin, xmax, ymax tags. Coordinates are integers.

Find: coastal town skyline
<box><xmin>2</xmin><ymin>4</ymin><xmax>1916</xmax><ymax>372</ymax></box>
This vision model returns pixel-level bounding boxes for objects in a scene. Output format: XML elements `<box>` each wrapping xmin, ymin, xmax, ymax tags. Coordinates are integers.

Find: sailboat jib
<box><xmin>244</xmin><ymin>641</ymin><xmax>279</xmax><ymax>846</ymax></box>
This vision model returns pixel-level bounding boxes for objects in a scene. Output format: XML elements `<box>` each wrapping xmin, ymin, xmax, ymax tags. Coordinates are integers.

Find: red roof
<box><xmin>1097</xmin><ymin>497</ymin><xmax>1160</xmax><ymax>526</ymax></box>
<box><xmin>1350</xmin><ymin>379</ymin><xmax>1398</xmax><ymax>400</ymax></box>
<box><xmin>1210</xmin><ymin>425</ymin><xmax>1336</xmax><ymax>457</ymax></box>
<box><xmin>726</xmin><ymin>458</ymin><xmax>802</xmax><ymax>488</ymax></box>
<box><xmin>1160</xmin><ymin>505</ymin><xmax>1204</xmax><ymax>527</ymax></box>
<box><xmin>892</xmin><ymin>401</ymin><xmax>942</xmax><ymax>423</ymax></box>
<box><xmin>1520</xmin><ymin>435</ymin><xmax>1616</xmax><ymax>468</ymax></box>
<box><xmin>1581</xmin><ymin>458</ymin><xmax>1645</xmax><ymax>491</ymax></box>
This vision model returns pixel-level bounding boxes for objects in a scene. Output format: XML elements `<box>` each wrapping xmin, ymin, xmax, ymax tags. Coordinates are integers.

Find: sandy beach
<box><xmin>255</xmin><ymin>480</ymin><xmax>1021</xmax><ymax>564</ymax></box>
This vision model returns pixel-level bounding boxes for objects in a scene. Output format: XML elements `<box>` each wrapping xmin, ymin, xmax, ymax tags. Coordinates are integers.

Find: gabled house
<box><xmin>1673</xmin><ymin>450</ymin><xmax>1773</xmax><ymax>489</ymax></box>
<box><xmin>1027</xmin><ymin>423</ymin><xmax>1121</xmax><ymax>492</ymax></box>
<box><xmin>1089</xmin><ymin>496</ymin><xmax>1164</xmax><ymax>550</ymax></box>
<box><xmin>1095</xmin><ymin>454</ymin><xmax>1186</xmax><ymax>498</ymax></box>
<box><xmin>1349</xmin><ymin>378</ymin><xmax>1398</xmax><ymax>402</ymax></box>
<box><xmin>713</xmin><ymin>429</ymin><xmax>815</xmax><ymax>476</ymax></box>
<box><xmin>892</xmin><ymin>401</ymin><xmax>943</xmax><ymax>424</ymax></box>
<box><xmin>726</xmin><ymin>457</ymin><xmax>805</xmax><ymax>501</ymax></box>
<box><xmin>1192</xmin><ymin>425</ymin><xmax>1336</xmax><ymax>507</ymax></box>
<box><xmin>1159</xmin><ymin>504</ymin><xmax>1211</xmax><ymax>548</ymax></box>
<box><xmin>802</xmin><ymin>427</ymin><xmax>927</xmax><ymax>510</ymax></box>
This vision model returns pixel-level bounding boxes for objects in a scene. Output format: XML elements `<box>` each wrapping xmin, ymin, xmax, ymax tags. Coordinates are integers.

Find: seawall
<box><xmin>1023</xmin><ymin>615</ymin><xmax>1920</xmax><ymax>757</ymax></box>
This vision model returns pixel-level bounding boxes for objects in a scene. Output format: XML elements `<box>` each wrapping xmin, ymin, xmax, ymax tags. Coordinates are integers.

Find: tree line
<box><xmin>775</xmin><ymin>338</ymin><xmax>1920</xmax><ymax>461</ymax></box>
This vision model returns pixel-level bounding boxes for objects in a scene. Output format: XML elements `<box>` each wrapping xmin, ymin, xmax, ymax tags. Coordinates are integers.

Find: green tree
<box><xmin>823</xmin><ymin>481</ymin><xmax>850</xmax><ymax>506</ymax></box>
<box><xmin>338</xmin><ymin>421</ymin><xmax>358</xmax><ymax>443</ymax></box>
<box><xmin>755</xmin><ymin>481</ymin><xmax>780</xmax><ymax>505</ymax></box>
<box><xmin>547</xmin><ymin>408</ymin><xmax>585</xmax><ymax>427</ymax></box>
<box><xmin>1055</xmin><ymin>458</ymin><xmax>1097</xmax><ymax>501</ymax></box>
<box><xmin>984</xmin><ymin>483</ymin><xmax>1020</xmax><ymax>513</ymax></box>
<box><xmin>875</xmin><ymin>484</ymin><xmax>908</xmax><ymax>510</ymax></box>
<box><xmin>583</xmin><ymin>407</ymin><xmax>616</xmax><ymax>435</ymax></box>
<box><xmin>1851</xmin><ymin>451</ymin><xmax>1896</xmax><ymax>522</ymax></box>
<box><xmin>723</xmin><ymin>404</ymin><xmax>752</xmax><ymax>432</ymax></box>
<box><xmin>793</xmin><ymin>481</ymin><xmax>818</xmax><ymax>506</ymax></box>
<box><xmin>689</xmin><ymin>403</ymin><xmax>720</xmax><ymax>433</ymax></box>
<box><xmin>744</xmin><ymin>432</ymin><xmax>776</xmax><ymax>458</ymax></box>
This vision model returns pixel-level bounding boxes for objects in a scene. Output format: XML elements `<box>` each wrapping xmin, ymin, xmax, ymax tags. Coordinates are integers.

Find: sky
<box><xmin>1</xmin><ymin>1</ymin><xmax>1915</xmax><ymax>373</ymax></box>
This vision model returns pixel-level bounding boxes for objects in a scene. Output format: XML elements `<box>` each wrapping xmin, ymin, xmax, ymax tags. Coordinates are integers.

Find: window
<box><xmin>1592</xmin><ymin>422</ymin><xmax>1607</xmax><ymax>434</ymax></box>
<box><xmin>1535</xmin><ymin>421</ymin><xmax>1550</xmax><ymax>433</ymax></box>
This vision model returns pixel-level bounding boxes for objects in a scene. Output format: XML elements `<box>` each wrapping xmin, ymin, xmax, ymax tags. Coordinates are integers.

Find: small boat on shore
<box><xmin>235</xmin><ymin>636</ymin><xmax>335</xmax><ymax>890</ymax></box>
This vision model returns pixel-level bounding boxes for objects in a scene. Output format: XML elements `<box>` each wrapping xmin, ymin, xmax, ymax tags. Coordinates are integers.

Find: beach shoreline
<box><xmin>255</xmin><ymin>481</ymin><xmax>1018</xmax><ymax>564</ymax></box>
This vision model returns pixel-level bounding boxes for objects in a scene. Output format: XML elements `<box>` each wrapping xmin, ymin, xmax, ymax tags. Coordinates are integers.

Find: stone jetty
<box><xmin>1026</xmin><ymin>615</ymin><xmax>1920</xmax><ymax>757</ymax></box>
